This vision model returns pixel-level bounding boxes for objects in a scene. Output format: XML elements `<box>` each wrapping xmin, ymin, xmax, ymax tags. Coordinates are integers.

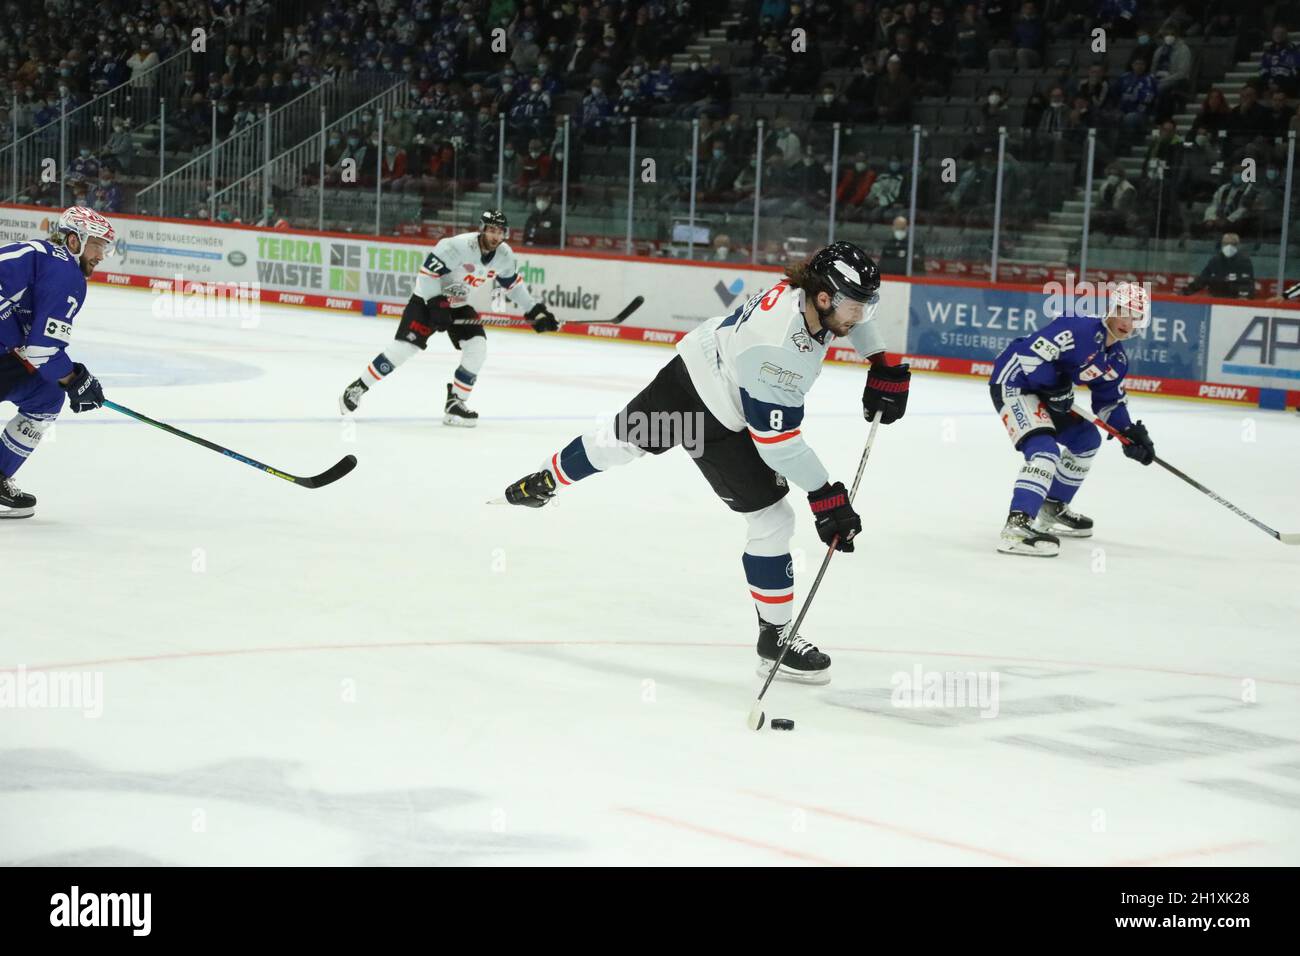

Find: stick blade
<box><xmin>1279</xmin><ymin>532</ymin><xmax>1300</xmax><ymax>545</ymax></box>
<box><xmin>746</xmin><ymin>703</ymin><xmax>765</xmax><ymax>731</ymax></box>
<box><xmin>298</xmin><ymin>454</ymin><xmax>358</xmax><ymax>489</ymax></box>
<box><xmin>608</xmin><ymin>295</ymin><xmax>645</xmax><ymax>324</ymax></box>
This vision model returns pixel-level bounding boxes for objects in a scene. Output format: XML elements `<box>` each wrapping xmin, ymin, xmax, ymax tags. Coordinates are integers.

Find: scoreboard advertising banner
<box><xmin>0</xmin><ymin>205</ymin><xmax>1295</xmax><ymax>409</ymax></box>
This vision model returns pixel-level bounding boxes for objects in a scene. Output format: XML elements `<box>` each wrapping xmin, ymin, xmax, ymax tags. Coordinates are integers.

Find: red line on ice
<box><xmin>615</xmin><ymin>807</ymin><xmax>844</xmax><ymax>866</ymax></box>
<box><xmin>740</xmin><ymin>790</ymin><xmax>1039</xmax><ymax>865</ymax></box>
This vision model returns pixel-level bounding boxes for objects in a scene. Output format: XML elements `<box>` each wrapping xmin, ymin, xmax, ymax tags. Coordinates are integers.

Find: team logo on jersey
<box><xmin>43</xmin><ymin>318</ymin><xmax>73</xmax><ymax>343</ymax></box>
<box><xmin>790</xmin><ymin>328</ymin><xmax>814</xmax><ymax>352</ymax></box>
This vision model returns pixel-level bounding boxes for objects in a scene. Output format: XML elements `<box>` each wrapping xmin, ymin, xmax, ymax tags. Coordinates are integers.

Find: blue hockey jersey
<box><xmin>0</xmin><ymin>239</ymin><xmax>87</xmax><ymax>383</ymax></box>
<box><xmin>990</xmin><ymin>310</ymin><xmax>1134</xmax><ymax>430</ymax></box>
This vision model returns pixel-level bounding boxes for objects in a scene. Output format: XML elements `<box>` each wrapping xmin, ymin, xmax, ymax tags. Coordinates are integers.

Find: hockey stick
<box><xmin>747</xmin><ymin>413</ymin><xmax>883</xmax><ymax>731</ymax></box>
<box><xmin>104</xmin><ymin>400</ymin><xmax>358</xmax><ymax>489</ymax></box>
<box><xmin>453</xmin><ymin>295</ymin><xmax>646</xmax><ymax>327</ymax></box>
<box><xmin>1072</xmin><ymin>404</ymin><xmax>1300</xmax><ymax>545</ymax></box>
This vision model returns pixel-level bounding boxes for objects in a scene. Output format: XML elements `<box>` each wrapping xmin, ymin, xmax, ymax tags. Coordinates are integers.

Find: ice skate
<box><xmin>0</xmin><ymin>474</ymin><xmax>35</xmax><ymax>519</ymax></box>
<box><xmin>339</xmin><ymin>377</ymin><xmax>368</xmax><ymax>414</ymax></box>
<box><xmin>444</xmin><ymin>382</ymin><xmax>478</xmax><ymax>427</ymax></box>
<box><xmin>998</xmin><ymin>511</ymin><xmax>1060</xmax><ymax>556</ymax></box>
<box><xmin>1034</xmin><ymin>498</ymin><xmax>1093</xmax><ymax>538</ymax></box>
<box><xmin>756</xmin><ymin>617</ymin><xmax>831</xmax><ymax>685</ymax></box>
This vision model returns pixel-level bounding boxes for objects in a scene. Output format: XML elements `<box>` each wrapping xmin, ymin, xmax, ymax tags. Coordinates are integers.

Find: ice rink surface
<box><xmin>3</xmin><ymin>285</ymin><xmax>1298</xmax><ymax>866</ymax></box>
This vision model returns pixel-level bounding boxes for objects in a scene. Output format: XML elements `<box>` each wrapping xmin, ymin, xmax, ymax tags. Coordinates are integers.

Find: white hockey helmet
<box><xmin>1107</xmin><ymin>280</ymin><xmax>1150</xmax><ymax>330</ymax></box>
<box><xmin>55</xmin><ymin>205</ymin><xmax>117</xmax><ymax>257</ymax></box>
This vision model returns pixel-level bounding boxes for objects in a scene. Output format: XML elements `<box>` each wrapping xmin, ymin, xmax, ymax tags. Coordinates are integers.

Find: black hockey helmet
<box><xmin>481</xmin><ymin>209</ymin><xmax>508</xmax><ymax>232</ymax></box>
<box><xmin>808</xmin><ymin>241</ymin><xmax>880</xmax><ymax>303</ymax></box>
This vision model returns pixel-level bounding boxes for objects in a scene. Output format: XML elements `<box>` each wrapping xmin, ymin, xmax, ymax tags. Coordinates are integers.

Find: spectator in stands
<box><xmin>564</xmin><ymin>32</ymin><xmax>599</xmax><ymax>77</ymax></box>
<box><xmin>677</xmin><ymin>55</ymin><xmax>710</xmax><ymax>110</ymax></box>
<box><xmin>1137</xmin><ymin>120</ymin><xmax>1186</xmax><ymax>238</ymax></box>
<box><xmin>517</xmin><ymin>137</ymin><xmax>555</xmax><ymax>197</ymax></box>
<box><xmin>611</xmin><ymin>78</ymin><xmax>649</xmax><ymax>121</ymax></box>
<box><xmin>1199</xmin><ymin>170</ymin><xmax>1256</xmax><ymax>237</ymax></box>
<box><xmin>1193</xmin><ymin>88</ymin><xmax>1233</xmax><ymax>145</ymax></box>
<box><xmin>1096</xmin><ymin>1</ymin><xmax>1138</xmax><ymax>40</ymax></box>
<box><xmin>710</xmin><ymin>233</ymin><xmax>740</xmax><ymax>262</ymax></box>
<box><xmin>1229</xmin><ymin>84</ymin><xmax>1269</xmax><ymax>153</ymax></box>
<box><xmin>1150</xmin><ymin>26</ymin><xmax>1193</xmax><ymax>119</ymax></box>
<box><xmin>837</xmin><ymin>2</ymin><xmax>876</xmax><ymax>66</ymax></box>
<box><xmin>786</xmin><ymin>145</ymin><xmax>830</xmax><ymax>207</ymax></box>
<box><xmin>875</xmin><ymin>54</ymin><xmax>915</xmax><ymax>125</ymax></box>
<box><xmin>126</xmin><ymin>39</ymin><xmax>159</xmax><ymax>85</ymax></box>
<box><xmin>1116</xmin><ymin>57</ymin><xmax>1158</xmax><ymax>143</ymax></box>
<box><xmin>1035</xmin><ymin>85</ymin><xmax>1077</xmax><ymax>160</ymax></box>
<box><xmin>1260</xmin><ymin>23</ymin><xmax>1299</xmax><ymax>96</ymax></box>
<box><xmin>1006</xmin><ymin>1</ymin><xmax>1044</xmax><ymax>70</ymax></box>
<box><xmin>845</xmin><ymin>54</ymin><xmax>879</xmax><ymax>122</ymax></box>
<box><xmin>878</xmin><ymin>216</ymin><xmax>924</xmax><ymax>275</ymax></box>
<box><xmin>813</xmin><ymin>83</ymin><xmax>849</xmax><ymax>124</ymax></box>
<box><xmin>912</xmin><ymin>38</ymin><xmax>951</xmax><ymax>97</ymax></box>
<box><xmin>1093</xmin><ymin>162</ymin><xmax>1137</xmax><ymax>236</ymax></box>
<box><xmin>769</xmin><ymin>116</ymin><xmax>801</xmax><ymax>162</ymax></box>
<box><xmin>700</xmin><ymin>142</ymin><xmax>738</xmax><ymax>203</ymax></box>
<box><xmin>67</xmin><ymin>145</ymin><xmax>100</xmax><ymax>187</ymax></box>
<box><xmin>975</xmin><ymin>85</ymin><xmax>1011</xmax><ymax>145</ymax></box>
<box><xmin>580</xmin><ymin>77</ymin><xmax>613</xmax><ymax>142</ymax></box>
<box><xmin>523</xmin><ymin>194</ymin><xmax>560</xmax><ymax>246</ymax></box>
<box><xmin>100</xmin><ymin>117</ymin><xmax>134</xmax><ymax>175</ymax></box>
<box><xmin>1268</xmin><ymin>89</ymin><xmax>1295</xmax><ymax>139</ymax></box>
<box><xmin>92</xmin><ymin>169</ymin><xmax>122</xmax><ymax>214</ymax></box>
<box><xmin>1077</xmin><ymin>62</ymin><xmax>1110</xmax><ymax>113</ymax></box>
<box><xmin>953</xmin><ymin>4</ymin><xmax>989</xmax><ymax>69</ymax></box>
<box><xmin>511</xmin><ymin>25</ymin><xmax>542</xmax><ymax>73</ymax></box>
<box><xmin>836</xmin><ymin>154</ymin><xmax>876</xmax><ymax>218</ymax></box>
<box><xmin>1177</xmin><ymin>126</ymin><xmax>1223</xmax><ymax>202</ymax></box>
<box><xmin>381</xmin><ymin>142</ymin><xmax>408</xmax><ymax>187</ymax></box>
<box><xmin>752</xmin><ymin>34</ymin><xmax>789</xmax><ymax>94</ymax></box>
<box><xmin>925</xmin><ymin>4</ymin><xmax>955</xmax><ymax>55</ymax></box>
<box><xmin>881</xmin><ymin>28</ymin><xmax>919</xmax><ymax>78</ymax></box>
<box><xmin>865</xmin><ymin>159</ymin><xmax>908</xmax><ymax>222</ymax></box>
<box><xmin>231</xmin><ymin>101</ymin><xmax>259</xmax><ymax>137</ymax></box>
<box><xmin>646</xmin><ymin>59</ymin><xmax>679</xmax><ymax>115</ymax></box>
<box><xmin>1181</xmin><ymin>232</ymin><xmax>1255</xmax><ymax>297</ymax></box>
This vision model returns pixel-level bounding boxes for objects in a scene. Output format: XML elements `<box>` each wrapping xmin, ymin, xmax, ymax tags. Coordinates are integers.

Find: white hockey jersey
<box><xmin>414</xmin><ymin>231</ymin><xmax>537</xmax><ymax>312</ymax></box>
<box><xmin>676</xmin><ymin>277</ymin><xmax>886</xmax><ymax>492</ymax></box>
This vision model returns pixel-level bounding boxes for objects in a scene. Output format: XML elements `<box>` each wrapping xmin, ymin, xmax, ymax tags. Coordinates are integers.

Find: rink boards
<box><xmin>2</xmin><ymin>205</ymin><xmax>1297</xmax><ymax>410</ymax></box>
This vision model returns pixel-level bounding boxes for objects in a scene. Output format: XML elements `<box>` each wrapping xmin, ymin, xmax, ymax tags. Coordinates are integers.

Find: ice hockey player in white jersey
<box><xmin>0</xmin><ymin>206</ymin><xmax>114</xmax><ymax>518</ymax></box>
<box><xmin>338</xmin><ymin>210</ymin><xmax>558</xmax><ymax>426</ymax></box>
<box><xmin>502</xmin><ymin>242</ymin><xmax>912</xmax><ymax>684</ymax></box>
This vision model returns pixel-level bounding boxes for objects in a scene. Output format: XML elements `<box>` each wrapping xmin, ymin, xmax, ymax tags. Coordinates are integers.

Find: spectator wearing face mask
<box><xmin>611</xmin><ymin>79</ymin><xmax>649</xmax><ymax>121</ymax></box>
<box><xmin>813</xmin><ymin>84</ymin><xmax>848</xmax><ymax>124</ymax></box>
<box><xmin>92</xmin><ymin>168</ymin><xmax>122</xmax><ymax>213</ymax></box>
<box><xmin>511</xmin><ymin>26</ymin><xmax>541</xmax><ymax>73</ymax></box>
<box><xmin>524</xmin><ymin>194</ymin><xmax>560</xmax><ymax>247</ymax></box>
<box><xmin>1181</xmin><ymin>232</ymin><xmax>1255</xmax><ymax>298</ymax></box>
<box><xmin>836</xmin><ymin>155</ymin><xmax>876</xmax><ymax>218</ymax></box>
<box><xmin>865</xmin><ymin>156</ymin><xmax>908</xmax><ymax>222</ymax></box>
<box><xmin>67</xmin><ymin>145</ymin><xmax>100</xmax><ymax>186</ymax></box>
<box><xmin>878</xmin><ymin>216</ymin><xmax>924</xmax><ymax>275</ymax></box>
<box><xmin>510</xmin><ymin>76</ymin><xmax>554</xmax><ymax>142</ymax></box>
<box><xmin>678</xmin><ymin>55</ymin><xmax>711</xmax><ymax>109</ymax></box>
<box><xmin>126</xmin><ymin>40</ymin><xmax>159</xmax><ymax>84</ymax></box>
<box><xmin>1199</xmin><ymin>172</ymin><xmax>1257</xmax><ymax>237</ymax></box>
<box><xmin>700</xmin><ymin>143</ymin><xmax>738</xmax><ymax>204</ymax></box>
<box><xmin>100</xmin><ymin>119</ymin><xmax>134</xmax><ymax>174</ymax></box>
<box><xmin>710</xmin><ymin>232</ymin><xmax>739</xmax><ymax>262</ymax></box>
<box><xmin>1093</xmin><ymin>162</ymin><xmax>1137</xmax><ymax>236</ymax></box>
<box><xmin>1151</xmin><ymin>27</ymin><xmax>1193</xmax><ymax>119</ymax></box>
<box><xmin>1177</xmin><ymin>127</ymin><xmax>1223</xmax><ymax>203</ymax></box>
<box><xmin>1251</xmin><ymin>164</ymin><xmax>1287</xmax><ymax>239</ymax></box>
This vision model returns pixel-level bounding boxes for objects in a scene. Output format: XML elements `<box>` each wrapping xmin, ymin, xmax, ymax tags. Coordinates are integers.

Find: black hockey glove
<box><xmin>426</xmin><ymin>295</ymin><xmax>453</xmax><ymax>332</ymax></box>
<box><xmin>1119</xmin><ymin>420</ymin><xmax>1155</xmax><ymax>465</ymax></box>
<box><xmin>62</xmin><ymin>363</ymin><xmax>104</xmax><ymax>413</ymax></box>
<box><xmin>1040</xmin><ymin>382</ymin><xmax>1074</xmax><ymax>417</ymax></box>
<box><xmin>808</xmin><ymin>481</ymin><xmax>861</xmax><ymax>552</ymax></box>
<box><xmin>526</xmin><ymin>302</ymin><xmax>559</xmax><ymax>333</ymax></box>
<box><xmin>862</xmin><ymin>359</ymin><xmax>910</xmax><ymax>424</ymax></box>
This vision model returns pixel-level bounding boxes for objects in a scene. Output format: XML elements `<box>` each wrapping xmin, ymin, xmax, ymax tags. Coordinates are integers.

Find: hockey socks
<box><xmin>742</xmin><ymin>552</ymin><xmax>794</xmax><ymax>626</ymax></box>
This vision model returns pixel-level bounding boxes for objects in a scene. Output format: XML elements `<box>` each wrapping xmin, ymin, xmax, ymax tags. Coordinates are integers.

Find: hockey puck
<box><xmin>770</xmin><ymin>718</ymin><xmax>795</xmax><ymax>731</ymax></box>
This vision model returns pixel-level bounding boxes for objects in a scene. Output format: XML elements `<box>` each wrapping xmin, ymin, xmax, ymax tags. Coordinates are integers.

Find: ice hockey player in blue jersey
<box><xmin>0</xmin><ymin>206</ymin><xmax>114</xmax><ymax>518</ymax></box>
<box><xmin>337</xmin><ymin>209</ymin><xmax>558</xmax><ymax>427</ymax></box>
<box><xmin>501</xmin><ymin>242</ymin><xmax>912</xmax><ymax>684</ymax></box>
<box><xmin>989</xmin><ymin>280</ymin><xmax>1157</xmax><ymax>556</ymax></box>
